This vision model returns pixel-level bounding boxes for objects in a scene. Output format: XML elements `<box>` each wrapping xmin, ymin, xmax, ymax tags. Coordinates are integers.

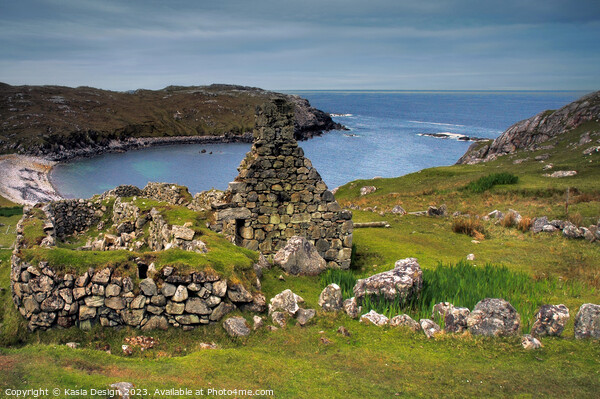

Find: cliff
<box><xmin>0</xmin><ymin>83</ymin><xmax>343</xmax><ymax>161</ymax></box>
<box><xmin>457</xmin><ymin>90</ymin><xmax>600</xmax><ymax>164</ymax></box>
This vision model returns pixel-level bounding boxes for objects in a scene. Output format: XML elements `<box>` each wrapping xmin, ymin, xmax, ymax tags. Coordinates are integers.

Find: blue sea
<box><xmin>50</xmin><ymin>91</ymin><xmax>586</xmax><ymax>198</ymax></box>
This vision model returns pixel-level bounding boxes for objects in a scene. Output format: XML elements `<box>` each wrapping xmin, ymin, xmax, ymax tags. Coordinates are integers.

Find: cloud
<box><xmin>0</xmin><ymin>0</ymin><xmax>599</xmax><ymax>89</ymax></box>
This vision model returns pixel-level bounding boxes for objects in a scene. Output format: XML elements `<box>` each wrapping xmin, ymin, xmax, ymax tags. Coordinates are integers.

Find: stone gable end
<box><xmin>210</xmin><ymin>99</ymin><xmax>353</xmax><ymax>269</ymax></box>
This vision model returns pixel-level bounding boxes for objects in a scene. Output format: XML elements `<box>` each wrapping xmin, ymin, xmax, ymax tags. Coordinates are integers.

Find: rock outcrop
<box><xmin>457</xmin><ymin>91</ymin><xmax>600</xmax><ymax>164</ymax></box>
<box><xmin>0</xmin><ymin>83</ymin><xmax>344</xmax><ymax>160</ymax></box>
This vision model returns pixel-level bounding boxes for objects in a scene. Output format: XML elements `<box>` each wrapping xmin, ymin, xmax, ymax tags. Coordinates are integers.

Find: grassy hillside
<box><xmin>0</xmin><ymin>118</ymin><xmax>599</xmax><ymax>398</ymax></box>
<box><xmin>0</xmin><ymin>83</ymin><xmax>340</xmax><ymax>158</ymax></box>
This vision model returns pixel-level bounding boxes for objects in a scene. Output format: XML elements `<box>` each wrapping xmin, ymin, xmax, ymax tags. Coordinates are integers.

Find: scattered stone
<box><xmin>266</xmin><ymin>325</ymin><xmax>279</xmax><ymax>332</ymax></box>
<box><xmin>521</xmin><ymin>334</ymin><xmax>543</xmax><ymax>350</ymax></box>
<box><xmin>121</xmin><ymin>345</ymin><xmax>133</xmax><ymax>356</ymax></box>
<box><xmin>531</xmin><ymin>216</ymin><xmax>550</xmax><ymax>234</ymax></box>
<box><xmin>337</xmin><ymin>326</ymin><xmax>351</xmax><ymax>337</ymax></box>
<box><xmin>268</xmin><ymin>289</ymin><xmax>303</xmax><ymax>316</ymax></box>
<box><xmin>466</xmin><ymin>253</ymin><xmax>475</xmax><ymax>261</ymax></box>
<box><xmin>531</xmin><ymin>304</ymin><xmax>570</xmax><ymax>337</ymax></box>
<box><xmin>227</xmin><ymin>284</ymin><xmax>253</xmax><ymax>302</ymax></box>
<box><xmin>223</xmin><ymin>316</ymin><xmax>251</xmax><ymax>337</ymax></box>
<box><xmin>444</xmin><ymin>307</ymin><xmax>470</xmax><ymax>333</ymax></box>
<box><xmin>420</xmin><ymin>319</ymin><xmax>441</xmax><ymax>339</ymax></box>
<box><xmin>273</xmin><ymin>236</ymin><xmax>327</xmax><ymax>275</ymax></box>
<box><xmin>271</xmin><ymin>311</ymin><xmax>288</xmax><ymax>328</ymax></box>
<box><xmin>427</xmin><ymin>204</ymin><xmax>447</xmax><ymax>217</ymax></box>
<box><xmin>360</xmin><ymin>310</ymin><xmax>389</xmax><ymax>326</ymax></box>
<box><xmin>432</xmin><ymin>302</ymin><xmax>454</xmax><ymax>320</ymax></box>
<box><xmin>467</xmin><ymin>298</ymin><xmax>521</xmax><ymax>337</ymax></box>
<box><xmin>295</xmin><ymin>308</ymin><xmax>316</xmax><ymax>326</ymax></box>
<box><xmin>391</xmin><ymin>205</ymin><xmax>406</xmax><ymax>215</ymax></box>
<box><xmin>252</xmin><ymin>315</ymin><xmax>264</xmax><ymax>330</ymax></box>
<box><xmin>360</xmin><ymin>186</ymin><xmax>377</xmax><ymax>196</ymax></box>
<box><xmin>574</xmin><ymin>303</ymin><xmax>600</xmax><ymax>339</ymax></box>
<box><xmin>318</xmin><ymin>284</ymin><xmax>343</xmax><ymax>311</ymax></box>
<box><xmin>563</xmin><ymin>224</ymin><xmax>583</xmax><ymax>239</ymax></box>
<box><xmin>389</xmin><ymin>314</ymin><xmax>420</xmax><ymax>331</ymax></box>
<box><xmin>172</xmin><ymin>225</ymin><xmax>195</xmax><ymax>241</ymax></box>
<box><xmin>542</xmin><ymin>225</ymin><xmax>558</xmax><ymax>233</ymax></box>
<box><xmin>320</xmin><ymin>336</ymin><xmax>333</xmax><ymax>345</ymax></box>
<box><xmin>487</xmin><ymin>210</ymin><xmax>504</xmax><ymax>219</ymax></box>
<box><xmin>343</xmin><ymin>297</ymin><xmax>361</xmax><ymax>319</ymax></box>
<box><xmin>65</xmin><ymin>342</ymin><xmax>80</xmax><ymax>349</ymax></box>
<box><xmin>110</xmin><ymin>382</ymin><xmax>135</xmax><ymax>399</ymax></box>
<box><xmin>353</xmin><ymin>257</ymin><xmax>422</xmax><ymax>302</ymax></box>
<box><xmin>545</xmin><ymin>170</ymin><xmax>577</xmax><ymax>178</ymax></box>
<box><xmin>198</xmin><ymin>342</ymin><xmax>218</xmax><ymax>350</ymax></box>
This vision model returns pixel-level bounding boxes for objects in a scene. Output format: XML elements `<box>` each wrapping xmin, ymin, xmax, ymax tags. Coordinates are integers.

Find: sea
<box><xmin>50</xmin><ymin>91</ymin><xmax>587</xmax><ymax>199</ymax></box>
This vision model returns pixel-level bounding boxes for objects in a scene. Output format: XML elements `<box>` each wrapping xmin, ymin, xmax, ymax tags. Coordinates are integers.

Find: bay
<box><xmin>50</xmin><ymin>91</ymin><xmax>586</xmax><ymax>198</ymax></box>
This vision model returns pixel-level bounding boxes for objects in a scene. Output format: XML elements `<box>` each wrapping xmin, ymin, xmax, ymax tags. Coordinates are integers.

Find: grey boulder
<box><xmin>353</xmin><ymin>257</ymin><xmax>422</xmax><ymax>302</ymax></box>
<box><xmin>273</xmin><ymin>236</ymin><xmax>327</xmax><ymax>276</ymax></box>
<box><xmin>467</xmin><ymin>298</ymin><xmax>520</xmax><ymax>337</ymax></box>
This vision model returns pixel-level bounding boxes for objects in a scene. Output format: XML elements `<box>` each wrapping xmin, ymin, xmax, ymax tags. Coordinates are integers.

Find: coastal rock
<box><xmin>353</xmin><ymin>257</ymin><xmax>422</xmax><ymax>302</ymax></box>
<box><xmin>467</xmin><ymin>298</ymin><xmax>521</xmax><ymax>337</ymax></box>
<box><xmin>273</xmin><ymin>236</ymin><xmax>327</xmax><ymax>276</ymax></box>
<box><xmin>574</xmin><ymin>303</ymin><xmax>600</xmax><ymax>339</ymax></box>
<box><xmin>531</xmin><ymin>304</ymin><xmax>570</xmax><ymax>337</ymax></box>
<box><xmin>318</xmin><ymin>284</ymin><xmax>343</xmax><ymax>312</ymax></box>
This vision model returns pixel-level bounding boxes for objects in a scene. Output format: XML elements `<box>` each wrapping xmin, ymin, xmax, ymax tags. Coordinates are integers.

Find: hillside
<box><xmin>458</xmin><ymin>90</ymin><xmax>600</xmax><ymax>164</ymax></box>
<box><xmin>0</xmin><ymin>83</ymin><xmax>343</xmax><ymax>160</ymax></box>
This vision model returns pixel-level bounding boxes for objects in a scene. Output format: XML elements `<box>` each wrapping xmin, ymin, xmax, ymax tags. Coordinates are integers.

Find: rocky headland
<box><xmin>457</xmin><ymin>90</ymin><xmax>600</xmax><ymax>164</ymax></box>
<box><xmin>0</xmin><ymin>83</ymin><xmax>343</xmax><ymax>161</ymax></box>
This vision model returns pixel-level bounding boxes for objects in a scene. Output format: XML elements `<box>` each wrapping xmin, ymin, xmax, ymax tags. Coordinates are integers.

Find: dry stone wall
<box><xmin>210</xmin><ymin>100</ymin><xmax>353</xmax><ymax>269</ymax></box>
<box><xmin>47</xmin><ymin>199</ymin><xmax>103</xmax><ymax>238</ymax></box>
<box><xmin>10</xmin><ymin>252</ymin><xmax>258</xmax><ymax>331</ymax></box>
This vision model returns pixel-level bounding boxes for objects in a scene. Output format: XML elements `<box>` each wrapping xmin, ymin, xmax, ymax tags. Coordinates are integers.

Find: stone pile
<box><xmin>209</xmin><ymin>100</ymin><xmax>353</xmax><ymax>269</ymax></box>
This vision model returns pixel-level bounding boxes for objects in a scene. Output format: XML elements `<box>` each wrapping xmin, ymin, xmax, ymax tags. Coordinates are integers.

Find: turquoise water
<box><xmin>50</xmin><ymin>91</ymin><xmax>586</xmax><ymax>198</ymax></box>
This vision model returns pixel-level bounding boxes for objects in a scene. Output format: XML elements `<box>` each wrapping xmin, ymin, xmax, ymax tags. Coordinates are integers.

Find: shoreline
<box><xmin>0</xmin><ymin>129</ymin><xmax>339</xmax><ymax>205</ymax></box>
<box><xmin>0</xmin><ymin>154</ymin><xmax>63</xmax><ymax>205</ymax></box>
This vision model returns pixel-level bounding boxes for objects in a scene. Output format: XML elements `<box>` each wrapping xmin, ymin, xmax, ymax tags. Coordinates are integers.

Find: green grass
<box><xmin>321</xmin><ymin>261</ymin><xmax>586</xmax><ymax>333</ymax></box>
<box><xmin>0</xmin><ymin>206</ymin><xmax>23</xmax><ymax>217</ymax></box>
<box><xmin>464</xmin><ymin>172</ymin><xmax>519</xmax><ymax>193</ymax></box>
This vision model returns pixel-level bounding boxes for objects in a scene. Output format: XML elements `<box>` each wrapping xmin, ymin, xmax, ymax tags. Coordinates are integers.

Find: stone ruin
<box><xmin>10</xmin><ymin>99</ymin><xmax>353</xmax><ymax>331</ymax></box>
<box><xmin>209</xmin><ymin>99</ymin><xmax>353</xmax><ymax>269</ymax></box>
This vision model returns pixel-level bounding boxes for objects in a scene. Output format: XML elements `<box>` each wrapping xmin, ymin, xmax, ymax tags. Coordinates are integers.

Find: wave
<box><xmin>330</xmin><ymin>113</ymin><xmax>353</xmax><ymax>117</ymax></box>
<box><xmin>408</xmin><ymin>120</ymin><xmax>465</xmax><ymax>127</ymax></box>
<box><xmin>417</xmin><ymin>132</ymin><xmax>487</xmax><ymax>142</ymax></box>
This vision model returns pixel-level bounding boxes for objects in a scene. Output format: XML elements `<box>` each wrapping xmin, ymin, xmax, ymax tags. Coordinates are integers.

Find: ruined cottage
<box><xmin>210</xmin><ymin>99</ymin><xmax>353</xmax><ymax>269</ymax></box>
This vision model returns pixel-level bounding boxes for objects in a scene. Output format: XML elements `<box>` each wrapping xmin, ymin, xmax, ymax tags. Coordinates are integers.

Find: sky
<box><xmin>1</xmin><ymin>0</ymin><xmax>599</xmax><ymax>91</ymax></box>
